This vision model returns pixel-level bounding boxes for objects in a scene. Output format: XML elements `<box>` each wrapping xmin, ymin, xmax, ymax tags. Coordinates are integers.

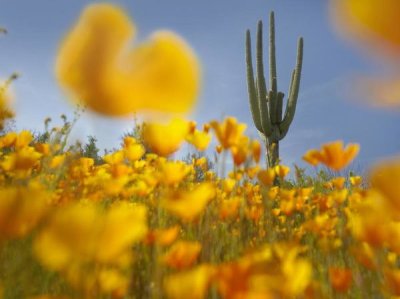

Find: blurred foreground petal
<box><xmin>142</xmin><ymin>118</ymin><xmax>190</xmax><ymax>157</ymax></box>
<box><xmin>164</xmin><ymin>265</ymin><xmax>215</xmax><ymax>299</ymax></box>
<box><xmin>370</xmin><ymin>158</ymin><xmax>400</xmax><ymax>213</ymax></box>
<box><xmin>56</xmin><ymin>4</ymin><xmax>200</xmax><ymax>116</ymax></box>
<box><xmin>331</xmin><ymin>0</ymin><xmax>400</xmax><ymax>54</ymax></box>
<box><xmin>331</xmin><ymin>0</ymin><xmax>400</xmax><ymax>108</ymax></box>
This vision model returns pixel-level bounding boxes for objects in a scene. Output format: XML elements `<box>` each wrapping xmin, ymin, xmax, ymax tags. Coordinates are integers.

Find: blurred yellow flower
<box><xmin>143</xmin><ymin>118</ymin><xmax>190</xmax><ymax>156</ymax></box>
<box><xmin>210</xmin><ymin>117</ymin><xmax>247</xmax><ymax>149</ymax></box>
<box><xmin>385</xmin><ymin>269</ymin><xmax>400</xmax><ymax>296</ymax></box>
<box><xmin>348</xmin><ymin>195</ymin><xmax>389</xmax><ymax>248</ymax></box>
<box><xmin>230</xmin><ymin>136</ymin><xmax>250</xmax><ymax>166</ymax></box>
<box><xmin>330</xmin><ymin>0</ymin><xmax>400</xmax><ymax>108</ymax></box>
<box><xmin>0</xmin><ymin>75</ymin><xmax>16</xmax><ymax>130</ymax></box>
<box><xmin>370</xmin><ymin>159</ymin><xmax>400</xmax><ymax>213</ymax></box>
<box><xmin>352</xmin><ymin>242</ymin><xmax>377</xmax><ymax>270</ymax></box>
<box><xmin>251</xmin><ymin>140</ymin><xmax>261</xmax><ymax>163</ymax></box>
<box><xmin>221</xmin><ymin>178</ymin><xmax>236</xmax><ymax>194</ymax></box>
<box><xmin>216</xmin><ymin>244</ymin><xmax>311</xmax><ymax>298</ymax></box>
<box><xmin>274</xmin><ymin>164</ymin><xmax>290</xmax><ymax>179</ymax></box>
<box><xmin>162</xmin><ymin>240</ymin><xmax>201</xmax><ymax>269</ymax></box>
<box><xmin>0</xmin><ymin>101</ymin><xmax>13</xmax><ymax>131</ymax></box>
<box><xmin>164</xmin><ymin>265</ymin><xmax>215</xmax><ymax>299</ymax></box>
<box><xmin>268</xmin><ymin>186</ymin><xmax>280</xmax><ymax>200</ymax></box>
<box><xmin>303</xmin><ymin>141</ymin><xmax>359</xmax><ymax>171</ymax></box>
<box><xmin>159</xmin><ymin>161</ymin><xmax>191</xmax><ymax>186</ymax></box>
<box><xmin>122</xmin><ymin>136</ymin><xmax>145</xmax><ymax>162</ymax></box>
<box><xmin>302</xmin><ymin>149</ymin><xmax>321</xmax><ymax>166</ymax></box>
<box><xmin>258</xmin><ymin>168</ymin><xmax>276</xmax><ymax>186</ymax></box>
<box><xmin>219</xmin><ymin>197</ymin><xmax>241</xmax><ymax>220</ymax></box>
<box><xmin>186</xmin><ymin>129</ymin><xmax>212</xmax><ymax>151</ymax></box>
<box><xmin>0</xmin><ymin>132</ymin><xmax>17</xmax><ymax>148</ymax></box>
<box><xmin>325</xmin><ymin>177</ymin><xmax>346</xmax><ymax>190</ymax></box>
<box><xmin>56</xmin><ymin>4</ymin><xmax>200</xmax><ymax>116</ymax></box>
<box><xmin>349</xmin><ymin>175</ymin><xmax>362</xmax><ymax>187</ymax></box>
<box><xmin>329</xmin><ymin>267</ymin><xmax>353</xmax><ymax>293</ymax></box>
<box><xmin>97</xmin><ymin>268</ymin><xmax>129</xmax><ymax>295</ymax></box>
<box><xmin>331</xmin><ymin>0</ymin><xmax>400</xmax><ymax>53</ymax></box>
<box><xmin>162</xmin><ymin>183</ymin><xmax>215</xmax><ymax>221</ymax></box>
<box><xmin>33</xmin><ymin>201</ymin><xmax>147</xmax><ymax>295</ymax></box>
<box><xmin>15</xmin><ymin>130</ymin><xmax>33</xmax><ymax>149</ymax></box>
<box><xmin>145</xmin><ymin>225</ymin><xmax>180</xmax><ymax>247</ymax></box>
<box><xmin>34</xmin><ymin>201</ymin><xmax>147</xmax><ymax>269</ymax></box>
<box><xmin>0</xmin><ymin>184</ymin><xmax>49</xmax><ymax>240</ymax></box>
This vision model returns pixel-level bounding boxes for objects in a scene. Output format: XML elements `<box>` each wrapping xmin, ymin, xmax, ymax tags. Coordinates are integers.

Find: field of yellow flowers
<box><xmin>1</xmin><ymin>2</ymin><xmax>400</xmax><ymax>299</ymax></box>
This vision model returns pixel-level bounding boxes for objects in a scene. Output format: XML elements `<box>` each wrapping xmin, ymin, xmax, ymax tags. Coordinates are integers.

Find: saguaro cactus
<box><xmin>246</xmin><ymin>11</ymin><xmax>303</xmax><ymax>167</ymax></box>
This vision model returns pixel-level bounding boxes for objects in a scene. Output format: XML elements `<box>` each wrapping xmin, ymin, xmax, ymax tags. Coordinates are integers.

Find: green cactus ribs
<box><xmin>246</xmin><ymin>11</ymin><xmax>303</xmax><ymax>168</ymax></box>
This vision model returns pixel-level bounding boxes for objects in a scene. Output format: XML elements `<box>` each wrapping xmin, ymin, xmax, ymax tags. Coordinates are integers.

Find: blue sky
<box><xmin>1</xmin><ymin>0</ymin><xmax>399</xmax><ymax>169</ymax></box>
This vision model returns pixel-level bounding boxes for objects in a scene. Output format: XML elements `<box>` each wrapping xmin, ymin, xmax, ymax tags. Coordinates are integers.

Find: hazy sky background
<box><xmin>1</xmin><ymin>0</ymin><xmax>399</xmax><ymax>170</ymax></box>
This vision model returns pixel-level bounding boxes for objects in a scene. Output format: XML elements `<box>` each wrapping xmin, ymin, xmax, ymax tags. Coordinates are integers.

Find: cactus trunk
<box><xmin>246</xmin><ymin>11</ymin><xmax>303</xmax><ymax>168</ymax></box>
<box><xmin>267</xmin><ymin>139</ymin><xmax>279</xmax><ymax>167</ymax></box>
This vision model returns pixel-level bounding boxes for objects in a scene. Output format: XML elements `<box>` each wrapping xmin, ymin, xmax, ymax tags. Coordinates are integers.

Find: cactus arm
<box><xmin>291</xmin><ymin>37</ymin><xmax>303</xmax><ymax>101</ymax></box>
<box><xmin>256</xmin><ymin>21</ymin><xmax>267</xmax><ymax>107</ymax></box>
<box><xmin>276</xmin><ymin>91</ymin><xmax>284</xmax><ymax>123</ymax></box>
<box><xmin>268</xmin><ymin>90</ymin><xmax>277</xmax><ymax>124</ymax></box>
<box><xmin>268</xmin><ymin>12</ymin><xmax>279</xmax><ymax>125</ymax></box>
<box><xmin>259</xmin><ymin>90</ymin><xmax>272</xmax><ymax>135</ymax></box>
<box><xmin>279</xmin><ymin>37</ymin><xmax>303</xmax><ymax>139</ymax></box>
<box><xmin>287</xmin><ymin>69</ymin><xmax>296</xmax><ymax>105</ymax></box>
<box><xmin>246</xmin><ymin>30</ymin><xmax>263</xmax><ymax>133</ymax></box>
<box><xmin>255</xmin><ymin>21</ymin><xmax>272</xmax><ymax>135</ymax></box>
<box><xmin>269</xmin><ymin>12</ymin><xmax>277</xmax><ymax>94</ymax></box>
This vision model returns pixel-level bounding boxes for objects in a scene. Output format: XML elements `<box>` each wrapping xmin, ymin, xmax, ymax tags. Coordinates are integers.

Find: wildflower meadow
<box><xmin>1</xmin><ymin>1</ymin><xmax>400</xmax><ymax>298</ymax></box>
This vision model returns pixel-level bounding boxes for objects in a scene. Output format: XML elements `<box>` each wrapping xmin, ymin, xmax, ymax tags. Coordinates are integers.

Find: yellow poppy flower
<box><xmin>122</xmin><ymin>137</ymin><xmax>145</xmax><ymax>162</ymax></box>
<box><xmin>221</xmin><ymin>178</ymin><xmax>236</xmax><ymax>194</ymax></box>
<box><xmin>349</xmin><ymin>175</ymin><xmax>362</xmax><ymax>187</ymax></box>
<box><xmin>162</xmin><ymin>183</ymin><xmax>215</xmax><ymax>221</ymax></box>
<box><xmin>209</xmin><ymin>117</ymin><xmax>247</xmax><ymax>149</ymax></box>
<box><xmin>34</xmin><ymin>201</ymin><xmax>147</xmax><ymax>270</ymax></box>
<box><xmin>164</xmin><ymin>265</ymin><xmax>215</xmax><ymax>299</ymax></box>
<box><xmin>186</xmin><ymin>129</ymin><xmax>212</xmax><ymax>151</ymax></box>
<box><xmin>56</xmin><ymin>4</ymin><xmax>200</xmax><ymax>116</ymax></box>
<box><xmin>159</xmin><ymin>160</ymin><xmax>192</xmax><ymax>186</ymax></box>
<box><xmin>0</xmin><ymin>132</ymin><xmax>17</xmax><ymax>148</ymax></box>
<box><xmin>145</xmin><ymin>225</ymin><xmax>180</xmax><ymax>247</ymax></box>
<box><xmin>258</xmin><ymin>168</ymin><xmax>276</xmax><ymax>186</ymax></box>
<box><xmin>251</xmin><ymin>140</ymin><xmax>261</xmax><ymax>163</ymax></box>
<box><xmin>303</xmin><ymin>141</ymin><xmax>360</xmax><ymax>171</ymax></box>
<box><xmin>274</xmin><ymin>164</ymin><xmax>290</xmax><ymax>179</ymax></box>
<box><xmin>15</xmin><ymin>130</ymin><xmax>33</xmax><ymax>149</ymax></box>
<box><xmin>325</xmin><ymin>177</ymin><xmax>346</xmax><ymax>190</ymax></box>
<box><xmin>302</xmin><ymin>149</ymin><xmax>322</xmax><ymax>166</ymax></box>
<box><xmin>142</xmin><ymin>118</ymin><xmax>190</xmax><ymax>156</ymax></box>
<box><xmin>329</xmin><ymin>267</ymin><xmax>353</xmax><ymax>293</ymax></box>
<box><xmin>0</xmin><ymin>76</ymin><xmax>15</xmax><ymax>130</ymax></box>
<box><xmin>369</xmin><ymin>159</ymin><xmax>400</xmax><ymax>213</ymax></box>
<box><xmin>0</xmin><ymin>184</ymin><xmax>49</xmax><ymax>240</ymax></box>
<box><xmin>219</xmin><ymin>197</ymin><xmax>241</xmax><ymax>220</ymax></box>
<box><xmin>230</xmin><ymin>136</ymin><xmax>250</xmax><ymax>166</ymax></box>
<box><xmin>1</xmin><ymin>146</ymin><xmax>42</xmax><ymax>176</ymax></box>
<box><xmin>385</xmin><ymin>269</ymin><xmax>400</xmax><ymax>296</ymax></box>
<box><xmin>162</xmin><ymin>240</ymin><xmax>202</xmax><ymax>269</ymax></box>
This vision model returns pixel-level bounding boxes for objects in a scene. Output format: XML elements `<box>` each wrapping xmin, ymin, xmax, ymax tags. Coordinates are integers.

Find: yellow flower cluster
<box><xmin>1</xmin><ymin>113</ymin><xmax>399</xmax><ymax>298</ymax></box>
